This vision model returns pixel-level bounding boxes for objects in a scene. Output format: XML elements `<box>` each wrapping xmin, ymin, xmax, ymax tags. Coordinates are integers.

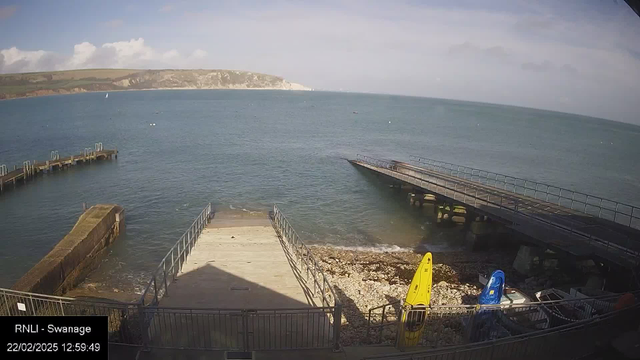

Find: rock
<box><xmin>307</xmin><ymin>245</ymin><xmax>517</xmax><ymax>346</ymax></box>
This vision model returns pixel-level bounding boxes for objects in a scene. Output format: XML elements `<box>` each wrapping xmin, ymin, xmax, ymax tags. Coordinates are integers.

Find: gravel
<box><xmin>310</xmin><ymin>246</ymin><xmax>518</xmax><ymax>346</ymax></box>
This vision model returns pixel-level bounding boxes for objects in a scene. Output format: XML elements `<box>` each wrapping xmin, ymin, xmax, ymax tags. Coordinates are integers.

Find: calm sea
<box><xmin>1</xmin><ymin>90</ymin><xmax>639</xmax><ymax>290</ymax></box>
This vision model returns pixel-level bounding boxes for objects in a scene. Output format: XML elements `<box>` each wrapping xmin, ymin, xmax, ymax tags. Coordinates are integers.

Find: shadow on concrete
<box><xmin>277</xmin><ymin>233</ymin><xmax>319</xmax><ymax>307</ymax></box>
<box><xmin>161</xmin><ymin>262</ymin><xmax>312</xmax><ymax>309</ymax></box>
<box><xmin>267</xmin><ymin>210</ymin><xmax>319</xmax><ymax>307</ymax></box>
<box><xmin>147</xmin><ymin>262</ymin><xmax>333</xmax><ymax>351</ymax></box>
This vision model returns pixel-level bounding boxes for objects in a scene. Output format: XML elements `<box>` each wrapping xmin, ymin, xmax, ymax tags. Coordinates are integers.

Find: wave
<box><xmin>312</xmin><ymin>244</ymin><xmax>413</xmax><ymax>253</ymax></box>
<box><xmin>311</xmin><ymin>242</ymin><xmax>465</xmax><ymax>253</ymax></box>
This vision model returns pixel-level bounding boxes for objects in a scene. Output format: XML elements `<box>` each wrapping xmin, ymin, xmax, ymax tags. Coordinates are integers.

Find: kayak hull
<box><xmin>400</xmin><ymin>253</ymin><xmax>433</xmax><ymax>347</ymax></box>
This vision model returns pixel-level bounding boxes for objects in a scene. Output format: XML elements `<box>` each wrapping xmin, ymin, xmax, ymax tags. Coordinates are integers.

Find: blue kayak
<box><xmin>479</xmin><ymin>270</ymin><xmax>505</xmax><ymax>305</ymax></box>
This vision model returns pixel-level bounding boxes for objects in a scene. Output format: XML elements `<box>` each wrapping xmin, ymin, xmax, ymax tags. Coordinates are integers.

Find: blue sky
<box><xmin>1</xmin><ymin>0</ymin><xmax>640</xmax><ymax>124</ymax></box>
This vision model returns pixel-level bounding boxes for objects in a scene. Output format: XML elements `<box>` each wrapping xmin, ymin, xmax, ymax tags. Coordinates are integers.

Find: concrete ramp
<box><xmin>160</xmin><ymin>215</ymin><xmax>313</xmax><ymax>309</ymax></box>
<box><xmin>149</xmin><ymin>212</ymin><xmax>334</xmax><ymax>350</ymax></box>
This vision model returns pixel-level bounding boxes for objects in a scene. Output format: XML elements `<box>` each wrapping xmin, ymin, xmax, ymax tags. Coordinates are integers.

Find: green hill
<box><xmin>0</xmin><ymin>69</ymin><xmax>310</xmax><ymax>99</ymax></box>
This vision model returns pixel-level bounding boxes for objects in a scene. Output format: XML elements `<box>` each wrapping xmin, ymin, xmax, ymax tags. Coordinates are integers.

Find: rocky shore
<box><xmin>311</xmin><ymin>245</ymin><xmax>519</xmax><ymax>346</ymax></box>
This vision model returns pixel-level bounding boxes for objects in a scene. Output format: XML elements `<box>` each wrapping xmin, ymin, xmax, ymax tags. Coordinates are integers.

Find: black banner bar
<box><xmin>1</xmin><ymin>316</ymin><xmax>108</xmax><ymax>359</ymax></box>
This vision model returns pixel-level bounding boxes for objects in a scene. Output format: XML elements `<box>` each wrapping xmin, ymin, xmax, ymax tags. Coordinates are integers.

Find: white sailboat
<box><xmin>105</xmin><ymin>93</ymin><xmax>109</xmax><ymax>99</ymax></box>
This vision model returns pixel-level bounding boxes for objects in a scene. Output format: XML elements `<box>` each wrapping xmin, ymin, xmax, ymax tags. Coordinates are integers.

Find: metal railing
<box><xmin>0</xmin><ymin>287</ymin><xmax>143</xmax><ymax>345</ymax></box>
<box><xmin>143</xmin><ymin>306</ymin><xmax>335</xmax><ymax>350</ymax></box>
<box><xmin>139</xmin><ymin>203</ymin><xmax>212</xmax><ymax>306</ymax></box>
<box><xmin>272</xmin><ymin>205</ymin><xmax>340</xmax><ymax>309</ymax></box>
<box><xmin>410</xmin><ymin>155</ymin><xmax>640</xmax><ymax>230</ymax></box>
<box><xmin>366</xmin><ymin>291</ymin><xmax>628</xmax><ymax>348</ymax></box>
<box><xmin>272</xmin><ymin>205</ymin><xmax>342</xmax><ymax>350</ymax></box>
<box><xmin>364</xmin><ymin>299</ymin><xmax>640</xmax><ymax>359</ymax></box>
<box><xmin>1</xmin><ymin>203</ymin><xmax>343</xmax><ymax>352</ymax></box>
<box><xmin>355</xmin><ymin>155</ymin><xmax>639</xmax><ymax>265</ymax></box>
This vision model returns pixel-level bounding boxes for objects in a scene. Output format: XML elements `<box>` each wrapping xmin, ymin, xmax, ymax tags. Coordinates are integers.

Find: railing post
<box><xmin>138</xmin><ymin>303</ymin><xmax>149</xmax><ymax>350</ymax></box>
<box><xmin>177</xmin><ymin>241</ymin><xmax>182</xmax><ymax>272</ymax></box>
<box><xmin>171</xmin><ymin>251</ymin><xmax>176</xmax><ymax>280</ymax></box>
<box><xmin>163</xmin><ymin>268</ymin><xmax>169</xmax><ymax>297</ymax></box>
<box><xmin>395</xmin><ymin>306</ymin><xmax>406</xmax><ymax>351</ymax></box>
<box><xmin>333</xmin><ymin>303</ymin><xmax>342</xmax><ymax>352</ymax></box>
<box><xmin>153</xmin><ymin>276</ymin><xmax>158</xmax><ymax>305</ymax></box>
<box><xmin>598</xmin><ymin>198</ymin><xmax>603</xmax><ymax>218</ymax></box>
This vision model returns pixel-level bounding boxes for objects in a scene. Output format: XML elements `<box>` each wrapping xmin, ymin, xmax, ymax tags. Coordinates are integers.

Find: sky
<box><xmin>1</xmin><ymin>0</ymin><xmax>640</xmax><ymax>124</ymax></box>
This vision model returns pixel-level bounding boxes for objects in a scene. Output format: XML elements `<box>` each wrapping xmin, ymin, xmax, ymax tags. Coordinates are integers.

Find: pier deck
<box><xmin>0</xmin><ymin>146</ymin><xmax>117</xmax><ymax>195</ymax></box>
<box><xmin>352</xmin><ymin>156</ymin><xmax>640</xmax><ymax>270</ymax></box>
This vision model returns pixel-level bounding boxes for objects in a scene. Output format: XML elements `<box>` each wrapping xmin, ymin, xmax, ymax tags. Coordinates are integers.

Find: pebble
<box><xmin>309</xmin><ymin>246</ymin><xmax>516</xmax><ymax>346</ymax></box>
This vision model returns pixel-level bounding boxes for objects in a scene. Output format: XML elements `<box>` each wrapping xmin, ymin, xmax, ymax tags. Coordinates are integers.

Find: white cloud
<box><xmin>170</xmin><ymin>1</ymin><xmax>640</xmax><ymax>123</ymax></box>
<box><xmin>67</xmin><ymin>42</ymin><xmax>97</xmax><ymax>68</ymax></box>
<box><xmin>0</xmin><ymin>38</ymin><xmax>208</xmax><ymax>73</ymax></box>
<box><xmin>190</xmin><ymin>49</ymin><xmax>207</xmax><ymax>59</ymax></box>
<box><xmin>159</xmin><ymin>4</ymin><xmax>174</xmax><ymax>13</ymax></box>
<box><xmin>1</xmin><ymin>1</ymin><xmax>640</xmax><ymax>123</ymax></box>
<box><xmin>0</xmin><ymin>47</ymin><xmax>49</xmax><ymax>73</ymax></box>
<box><xmin>162</xmin><ymin>49</ymin><xmax>180</xmax><ymax>59</ymax></box>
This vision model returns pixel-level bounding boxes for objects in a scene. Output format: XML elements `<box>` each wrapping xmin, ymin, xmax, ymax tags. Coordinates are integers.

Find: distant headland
<box><xmin>0</xmin><ymin>68</ymin><xmax>311</xmax><ymax>99</ymax></box>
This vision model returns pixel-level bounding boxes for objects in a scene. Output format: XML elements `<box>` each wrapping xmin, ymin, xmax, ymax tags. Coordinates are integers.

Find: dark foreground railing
<box><xmin>366</xmin><ymin>291</ymin><xmax>636</xmax><ymax>349</ymax></box>
<box><xmin>364</xmin><ymin>300</ymin><xmax>640</xmax><ymax>360</ymax></box>
<box><xmin>142</xmin><ymin>306</ymin><xmax>336</xmax><ymax>350</ymax></box>
<box><xmin>0</xmin><ymin>287</ymin><xmax>143</xmax><ymax>345</ymax></box>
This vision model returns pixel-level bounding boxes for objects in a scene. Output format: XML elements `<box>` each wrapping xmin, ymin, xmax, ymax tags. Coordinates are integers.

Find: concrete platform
<box><xmin>160</xmin><ymin>217</ymin><xmax>313</xmax><ymax>309</ymax></box>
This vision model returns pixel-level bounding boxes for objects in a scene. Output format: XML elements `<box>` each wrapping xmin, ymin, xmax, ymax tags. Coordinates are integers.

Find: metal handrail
<box><xmin>272</xmin><ymin>205</ymin><xmax>340</xmax><ymax>308</ymax></box>
<box><xmin>364</xmin><ymin>304</ymin><xmax>640</xmax><ymax>360</ymax></box>
<box><xmin>355</xmin><ymin>155</ymin><xmax>639</xmax><ymax>265</ymax></box>
<box><xmin>272</xmin><ymin>205</ymin><xmax>343</xmax><ymax>351</ymax></box>
<box><xmin>139</xmin><ymin>203</ymin><xmax>212</xmax><ymax>306</ymax></box>
<box><xmin>366</xmin><ymin>290</ymin><xmax>638</xmax><ymax>334</ymax></box>
<box><xmin>410</xmin><ymin>155</ymin><xmax>640</xmax><ymax>229</ymax></box>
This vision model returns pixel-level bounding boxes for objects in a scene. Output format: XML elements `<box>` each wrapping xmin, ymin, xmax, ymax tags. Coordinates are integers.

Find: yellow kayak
<box><xmin>400</xmin><ymin>252</ymin><xmax>433</xmax><ymax>347</ymax></box>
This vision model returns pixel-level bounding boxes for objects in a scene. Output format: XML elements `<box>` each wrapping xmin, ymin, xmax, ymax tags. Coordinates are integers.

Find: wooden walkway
<box><xmin>352</xmin><ymin>157</ymin><xmax>640</xmax><ymax>269</ymax></box>
<box><xmin>0</xmin><ymin>147</ymin><xmax>117</xmax><ymax>194</ymax></box>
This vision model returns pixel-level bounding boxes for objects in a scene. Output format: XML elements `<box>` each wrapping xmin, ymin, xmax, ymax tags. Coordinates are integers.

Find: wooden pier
<box><xmin>0</xmin><ymin>143</ymin><xmax>117</xmax><ymax>195</ymax></box>
<box><xmin>351</xmin><ymin>155</ymin><xmax>640</xmax><ymax>270</ymax></box>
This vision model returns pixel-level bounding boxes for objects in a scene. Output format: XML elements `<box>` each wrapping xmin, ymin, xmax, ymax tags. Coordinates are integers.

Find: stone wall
<box><xmin>12</xmin><ymin>204</ymin><xmax>124</xmax><ymax>295</ymax></box>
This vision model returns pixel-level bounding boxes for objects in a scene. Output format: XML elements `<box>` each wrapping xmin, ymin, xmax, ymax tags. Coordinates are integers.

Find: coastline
<box><xmin>0</xmin><ymin>86</ymin><xmax>314</xmax><ymax>102</ymax></box>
